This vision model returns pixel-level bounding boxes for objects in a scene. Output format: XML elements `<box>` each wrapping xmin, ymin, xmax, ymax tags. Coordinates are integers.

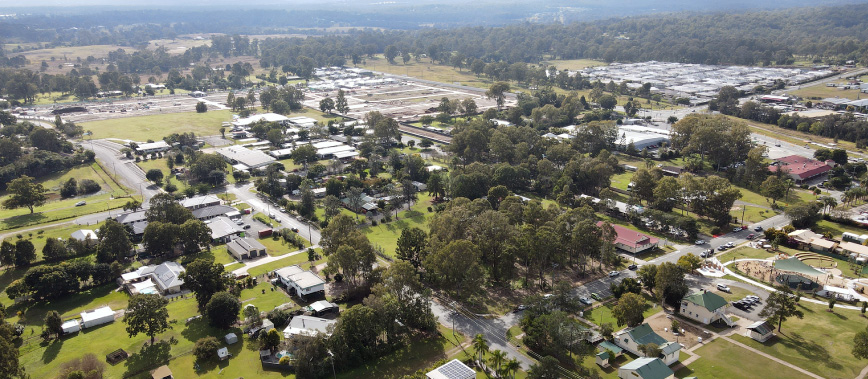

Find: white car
<box><xmin>717</xmin><ymin>284</ymin><xmax>731</xmax><ymax>293</ymax></box>
<box><xmin>695</xmin><ymin>240</ymin><xmax>706</xmax><ymax>245</ymax></box>
<box><xmin>608</xmin><ymin>271</ymin><xmax>620</xmax><ymax>278</ymax></box>
<box><xmin>733</xmin><ymin>227</ymin><xmax>743</xmax><ymax>232</ymax></box>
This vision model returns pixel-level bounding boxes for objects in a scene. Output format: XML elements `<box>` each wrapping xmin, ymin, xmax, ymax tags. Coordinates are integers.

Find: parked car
<box><xmin>591</xmin><ymin>293</ymin><xmax>602</xmax><ymax>301</ymax></box>
<box><xmin>579</xmin><ymin>297</ymin><xmax>593</xmax><ymax>306</ymax></box>
<box><xmin>235</xmin><ymin>219</ymin><xmax>244</xmax><ymax>225</ymax></box>
<box><xmin>243</xmin><ymin>224</ymin><xmax>251</xmax><ymax>230</ymax></box>
<box><xmin>717</xmin><ymin>284</ymin><xmax>731</xmax><ymax>293</ymax></box>
<box><xmin>608</xmin><ymin>271</ymin><xmax>620</xmax><ymax>278</ymax></box>
<box><xmin>628</xmin><ymin>264</ymin><xmax>639</xmax><ymax>270</ymax></box>
<box><xmin>754</xmin><ymin>226</ymin><xmax>764</xmax><ymax>232</ymax></box>
<box><xmin>75</xmin><ymin>201</ymin><xmax>86</xmax><ymax>206</ymax></box>
<box><xmin>747</xmin><ymin>233</ymin><xmax>756</xmax><ymax>239</ymax></box>
<box><xmin>513</xmin><ymin>305</ymin><xmax>527</xmax><ymax>312</ymax></box>
<box><xmin>269</xmin><ymin>213</ymin><xmax>276</xmax><ymax>219</ymax></box>
<box><xmin>695</xmin><ymin>240</ymin><xmax>706</xmax><ymax>245</ymax></box>
<box><xmin>733</xmin><ymin>227</ymin><xmax>743</xmax><ymax>232</ymax></box>
<box><xmin>725</xmin><ymin>242</ymin><xmax>735</xmax><ymax>248</ymax></box>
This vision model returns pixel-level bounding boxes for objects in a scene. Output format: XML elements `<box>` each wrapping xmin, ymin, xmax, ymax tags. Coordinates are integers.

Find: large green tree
<box><xmin>395</xmin><ymin>227</ymin><xmax>428</xmax><ymax>271</ymax></box>
<box><xmin>205</xmin><ymin>291</ymin><xmax>241</xmax><ymax>329</ymax></box>
<box><xmin>759</xmin><ymin>287</ymin><xmax>804</xmax><ymax>332</ymax></box>
<box><xmin>612</xmin><ymin>293</ymin><xmax>646</xmax><ymax>327</ymax></box>
<box><xmin>123</xmin><ymin>294</ymin><xmax>170</xmax><ymax>344</ymax></box>
<box><xmin>2</xmin><ymin>176</ymin><xmax>47</xmax><ymax>214</ymax></box>
<box><xmin>181</xmin><ymin>259</ymin><xmax>228</xmax><ymax>311</ymax></box>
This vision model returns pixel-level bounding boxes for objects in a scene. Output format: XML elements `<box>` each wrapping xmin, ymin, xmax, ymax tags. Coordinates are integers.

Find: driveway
<box><xmin>226</xmin><ymin>183</ymin><xmax>322</xmax><ymax>245</ymax></box>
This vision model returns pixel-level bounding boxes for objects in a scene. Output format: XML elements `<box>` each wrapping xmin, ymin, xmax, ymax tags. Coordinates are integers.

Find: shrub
<box><xmin>279</xmin><ymin>355</ymin><xmax>291</xmax><ymax>365</ymax></box>
<box><xmin>193</xmin><ymin>336</ymin><xmax>221</xmax><ymax>361</ymax></box>
<box><xmin>371</xmin><ymin>220</ymin><xmax>378</xmax><ymax>226</ymax></box>
<box><xmin>77</xmin><ymin>179</ymin><xmax>101</xmax><ymax>194</ymax></box>
<box><xmin>710</xmin><ymin>227</ymin><xmax>722</xmax><ymax>236</ymax></box>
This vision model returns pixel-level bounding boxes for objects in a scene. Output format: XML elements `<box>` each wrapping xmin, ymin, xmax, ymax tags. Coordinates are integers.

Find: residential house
<box><xmin>136</xmin><ymin>141</ymin><xmax>170</xmax><ymax>155</ymax></box>
<box><xmin>71</xmin><ymin>229</ymin><xmax>98</xmax><ymax>246</ymax></box>
<box><xmin>282</xmin><ymin>315</ymin><xmax>337</xmax><ymax>338</ymax></box>
<box><xmin>206</xmin><ymin>216</ymin><xmax>243</xmax><ymax>243</ymax></box>
<box><xmin>618</xmin><ymin>357</ymin><xmax>675</xmax><ymax>379</ymax></box>
<box><xmin>745</xmin><ymin>321</ymin><xmax>775</xmax><ymax>342</ymax></box>
<box><xmin>192</xmin><ymin>205</ymin><xmax>236</xmax><ymax>221</ymax></box>
<box><xmin>119</xmin><ymin>261</ymin><xmax>186</xmax><ymax>295</ymax></box>
<box><xmin>598</xmin><ymin>222</ymin><xmax>659</xmax><ymax>254</ymax></box>
<box><xmin>226</xmin><ymin>237</ymin><xmax>267</xmax><ymax>260</ymax></box>
<box><xmin>180</xmin><ymin>195</ymin><xmax>221</xmax><ymax>210</ymax></box>
<box><xmin>614</xmin><ymin>324</ymin><xmax>681</xmax><ymax>366</ymax></box>
<box><xmin>426</xmin><ymin>359</ymin><xmax>475</xmax><ymax>379</ymax></box>
<box><xmin>679</xmin><ymin>291</ymin><xmax>732</xmax><ymax>326</ymax></box>
<box><xmin>273</xmin><ymin>265</ymin><xmax>326</xmax><ymax>299</ymax></box>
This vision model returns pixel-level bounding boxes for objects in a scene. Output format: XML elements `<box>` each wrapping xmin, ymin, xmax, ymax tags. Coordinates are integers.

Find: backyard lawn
<box><xmin>730</xmin><ymin>301</ymin><xmax>866</xmax><ymax>378</ymax></box>
<box><xmin>718</xmin><ymin>247</ymin><xmax>774</xmax><ymax>262</ymax></box>
<box><xmin>361</xmin><ymin>194</ymin><xmax>436</xmax><ymax>258</ymax></box>
<box><xmin>675</xmin><ymin>338</ymin><xmax>811</xmax><ymax>379</ymax></box>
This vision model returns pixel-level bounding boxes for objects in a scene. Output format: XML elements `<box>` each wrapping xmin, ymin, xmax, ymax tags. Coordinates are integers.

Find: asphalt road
<box><xmin>226</xmin><ymin>182</ymin><xmax>322</xmax><ymax>245</ymax></box>
<box><xmin>82</xmin><ymin>139</ymin><xmax>162</xmax><ymax>203</ymax></box>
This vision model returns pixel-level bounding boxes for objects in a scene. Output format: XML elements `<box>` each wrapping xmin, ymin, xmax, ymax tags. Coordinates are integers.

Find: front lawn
<box><xmin>585</xmin><ymin>294</ymin><xmax>663</xmax><ymax>327</ymax></box>
<box><xmin>361</xmin><ymin>194</ymin><xmax>435</xmax><ymax>258</ymax></box>
<box><xmin>718</xmin><ymin>247</ymin><xmax>773</xmax><ymax>262</ymax></box>
<box><xmin>730</xmin><ymin>301</ymin><xmax>866</xmax><ymax>378</ymax></box>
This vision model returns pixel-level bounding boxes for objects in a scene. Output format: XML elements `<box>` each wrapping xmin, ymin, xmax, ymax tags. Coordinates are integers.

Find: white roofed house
<box><xmin>282</xmin><ymin>315</ymin><xmax>337</xmax><ymax>339</ymax></box>
<box><xmin>136</xmin><ymin>141</ymin><xmax>170</xmax><ymax>155</ymax></box>
<box><xmin>71</xmin><ymin>229</ymin><xmax>99</xmax><ymax>246</ymax></box>
<box><xmin>80</xmin><ymin>306</ymin><xmax>115</xmax><ymax>328</ymax></box>
<box><xmin>216</xmin><ymin>145</ymin><xmax>276</xmax><ymax>170</ymax></box>
<box><xmin>180</xmin><ymin>195</ymin><xmax>222</xmax><ymax>210</ymax></box>
<box><xmin>273</xmin><ymin>265</ymin><xmax>326</xmax><ymax>300</ymax></box>
<box><xmin>119</xmin><ymin>261</ymin><xmax>186</xmax><ymax>295</ymax></box>
<box><xmin>206</xmin><ymin>216</ymin><xmax>243</xmax><ymax>243</ymax></box>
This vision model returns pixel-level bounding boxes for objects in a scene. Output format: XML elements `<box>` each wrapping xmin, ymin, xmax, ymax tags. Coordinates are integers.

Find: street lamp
<box><xmin>327</xmin><ymin>350</ymin><xmax>336</xmax><ymax>379</ymax></box>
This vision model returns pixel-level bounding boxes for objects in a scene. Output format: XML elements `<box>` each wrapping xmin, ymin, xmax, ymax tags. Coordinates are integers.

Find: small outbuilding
<box><xmin>426</xmin><ymin>359</ymin><xmax>475</xmax><ymax>379</ymax></box>
<box><xmin>745</xmin><ymin>321</ymin><xmax>775</xmax><ymax>343</ymax></box>
<box><xmin>71</xmin><ymin>229</ymin><xmax>99</xmax><ymax>246</ymax></box>
<box><xmin>596</xmin><ymin>351</ymin><xmax>611</xmax><ymax>368</ymax></box>
<box><xmin>225</xmin><ymin>333</ymin><xmax>238</xmax><ymax>344</ymax></box>
<box><xmin>61</xmin><ymin>320</ymin><xmax>81</xmax><ymax>334</ymax></box>
<box><xmin>151</xmin><ymin>365</ymin><xmax>174</xmax><ymax>379</ymax></box>
<box><xmin>81</xmin><ymin>306</ymin><xmax>115</xmax><ymax>328</ymax></box>
<box><xmin>217</xmin><ymin>347</ymin><xmax>231</xmax><ymax>361</ymax></box>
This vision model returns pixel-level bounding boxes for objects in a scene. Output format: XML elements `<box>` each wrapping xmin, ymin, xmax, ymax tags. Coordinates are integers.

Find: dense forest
<box><xmin>5</xmin><ymin>3</ymin><xmax>868</xmax><ymax>68</ymax></box>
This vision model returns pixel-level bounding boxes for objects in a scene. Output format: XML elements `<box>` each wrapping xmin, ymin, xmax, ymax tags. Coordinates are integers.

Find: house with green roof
<box><xmin>680</xmin><ymin>290</ymin><xmax>733</xmax><ymax>326</ymax></box>
<box><xmin>614</xmin><ymin>323</ymin><xmax>682</xmax><ymax>365</ymax></box>
<box><xmin>617</xmin><ymin>357</ymin><xmax>675</xmax><ymax>379</ymax></box>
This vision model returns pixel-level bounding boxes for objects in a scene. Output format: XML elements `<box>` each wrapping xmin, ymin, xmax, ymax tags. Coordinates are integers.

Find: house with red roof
<box><xmin>768</xmin><ymin>155</ymin><xmax>831</xmax><ymax>183</ymax></box>
<box><xmin>598</xmin><ymin>222</ymin><xmax>659</xmax><ymax>254</ymax></box>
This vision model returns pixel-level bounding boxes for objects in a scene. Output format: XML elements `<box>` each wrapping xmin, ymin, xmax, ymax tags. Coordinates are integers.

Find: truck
<box><xmin>258</xmin><ymin>228</ymin><xmax>273</xmax><ymax>238</ymax></box>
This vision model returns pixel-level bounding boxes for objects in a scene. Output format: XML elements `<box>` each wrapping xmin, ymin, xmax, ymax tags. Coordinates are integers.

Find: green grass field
<box><xmin>585</xmin><ymin>294</ymin><xmax>663</xmax><ymax>328</ymax></box>
<box><xmin>730</xmin><ymin>301</ymin><xmax>866</xmax><ymax>378</ymax></box>
<box><xmin>540</xmin><ymin>58</ymin><xmax>606</xmax><ymax>71</ymax></box>
<box><xmin>81</xmin><ymin>110</ymin><xmax>233</xmax><ymax>141</ymax></box>
<box><xmin>789</xmin><ymin>82</ymin><xmax>864</xmax><ymax>101</ymax></box>
<box><xmin>675</xmin><ymin>338</ymin><xmax>811</xmax><ymax>379</ymax></box>
<box><xmin>0</xmin><ymin>162</ymin><xmax>132</xmax><ymax>230</ymax></box>
<box><xmin>361</xmin><ymin>194</ymin><xmax>436</xmax><ymax>258</ymax></box>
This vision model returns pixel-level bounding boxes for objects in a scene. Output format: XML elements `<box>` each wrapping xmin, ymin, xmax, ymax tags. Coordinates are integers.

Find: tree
<box><xmin>854</xmin><ymin>325</ymin><xmax>868</xmax><ymax>360</ymax></box>
<box><xmin>335</xmin><ymin>89</ymin><xmax>349</xmax><ymax>114</ymax></box>
<box><xmin>612</xmin><ymin>293</ymin><xmax>646</xmax><ymax>327</ymax></box>
<box><xmin>181</xmin><ymin>259</ymin><xmax>228</xmax><ymax>311</ymax></box>
<box><xmin>638</xmin><ymin>343</ymin><xmax>662</xmax><ymax>359</ymax></box>
<box><xmin>96</xmin><ymin>218</ymin><xmax>131</xmax><ymax>263</ymax></box>
<box><xmin>637</xmin><ymin>264</ymin><xmax>657</xmax><ymax>293</ymax></box>
<box><xmin>2</xmin><ymin>176</ymin><xmax>47</xmax><ymax>214</ymax></box>
<box><xmin>323</xmin><ymin>195</ymin><xmax>343</xmax><ymax>222</ymax></box>
<box><xmin>124</xmin><ymin>294</ymin><xmax>170</xmax><ymax>344</ymax></box>
<box><xmin>472</xmin><ymin>334</ymin><xmax>489</xmax><ymax>365</ymax></box>
<box><xmin>527</xmin><ymin>356</ymin><xmax>561</xmax><ymax>379</ymax></box>
<box><xmin>423</xmin><ymin>240</ymin><xmax>484</xmax><ymax>299</ymax></box>
<box><xmin>205</xmin><ymin>291</ymin><xmax>241</xmax><ymax>329</ymax></box>
<box><xmin>42</xmin><ymin>238</ymin><xmax>68</xmax><ymax>262</ymax></box>
<box><xmin>489</xmin><ymin>350</ymin><xmax>507</xmax><ymax>376</ymax></box>
<box><xmin>786</xmin><ymin>202</ymin><xmax>823</xmax><ymax>228</ymax></box>
<box><xmin>677</xmin><ymin>253</ymin><xmax>702</xmax><ymax>272</ymax></box>
<box><xmin>759</xmin><ymin>287</ymin><xmax>804</xmax><ymax>332</ymax></box>
<box><xmin>319</xmin><ymin>98</ymin><xmax>335</xmax><ymax>113</ymax></box>
<box><xmin>486</xmin><ymin>82</ymin><xmax>510</xmax><ymax>110</ymax></box>
<box><xmin>291</xmin><ymin>144</ymin><xmax>318</xmax><ymax>169</ymax></box>
<box><xmin>599</xmin><ymin>95</ymin><xmax>617</xmax><ymax>110</ymax></box>
<box><xmin>123</xmin><ymin>199</ymin><xmax>141</xmax><ymax>212</ymax></box>
<box><xmin>0</xmin><ymin>241</ymin><xmax>15</xmax><ymax>268</ymax></box>
<box><xmin>195</xmin><ymin>101</ymin><xmax>207</xmax><ymax>113</ymax></box>
<box><xmin>193</xmin><ymin>336</ymin><xmax>221</xmax><ymax>361</ymax></box>
<box><xmin>384</xmin><ymin>45</ymin><xmax>399</xmax><ymax>64</ymax></box>
<box><xmin>145</xmin><ymin>193</ymin><xmax>193</xmax><ymax>224</ymax></box>
<box><xmin>760</xmin><ymin>176</ymin><xmax>787</xmax><ymax>203</ymax></box>
<box><xmin>14</xmin><ymin>240</ymin><xmax>35</xmax><ymax>267</ymax></box>
<box><xmin>145</xmin><ymin>169</ymin><xmax>164</xmax><ymax>186</ymax></box>
<box><xmin>263</xmin><ymin>328</ymin><xmax>282</xmax><ymax>351</ymax></box>
<box><xmin>828</xmin><ymin>297</ymin><xmax>836</xmax><ymax>312</ymax></box>
<box><xmin>396</xmin><ymin>227</ymin><xmax>428</xmax><ymax>271</ymax></box>
<box><xmin>44</xmin><ymin>310</ymin><xmax>63</xmax><ymax>339</ymax></box>
<box><xmin>655</xmin><ymin>262</ymin><xmax>687</xmax><ymax>306</ymax></box>
<box><xmin>60</xmin><ymin>178</ymin><xmax>78</xmax><ymax>198</ymax></box>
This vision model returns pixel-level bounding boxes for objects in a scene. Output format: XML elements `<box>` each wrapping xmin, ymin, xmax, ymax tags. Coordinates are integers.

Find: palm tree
<box><xmin>820</xmin><ymin>196</ymin><xmax>838</xmax><ymax>215</ymax></box>
<box><xmin>471</xmin><ymin>334</ymin><xmax>489</xmax><ymax>367</ymax></box>
<box><xmin>504</xmin><ymin>358</ymin><xmax>520</xmax><ymax>379</ymax></box>
<box><xmin>489</xmin><ymin>350</ymin><xmax>506</xmax><ymax>377</ymax></box>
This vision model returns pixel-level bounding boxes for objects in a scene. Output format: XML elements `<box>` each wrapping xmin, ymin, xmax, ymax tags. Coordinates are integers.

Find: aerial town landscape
<box><xmin>4</xmin><ymin>1</ymin><xmax>868</xmax><ymax>378</ymax></box>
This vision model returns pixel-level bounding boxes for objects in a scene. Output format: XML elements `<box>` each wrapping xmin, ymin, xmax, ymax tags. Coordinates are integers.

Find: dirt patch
<box><xmin>645</xmin><ymin>312</ymin><xmax>709</xmax><ymax>350</ymax></box>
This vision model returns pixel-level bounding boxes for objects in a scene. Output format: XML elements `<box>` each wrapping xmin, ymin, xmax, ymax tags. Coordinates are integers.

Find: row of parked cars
<box><xmin>732</xmin><ymin>295</ymin><xmax>761</xmax><ymax>311</ymax></box>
